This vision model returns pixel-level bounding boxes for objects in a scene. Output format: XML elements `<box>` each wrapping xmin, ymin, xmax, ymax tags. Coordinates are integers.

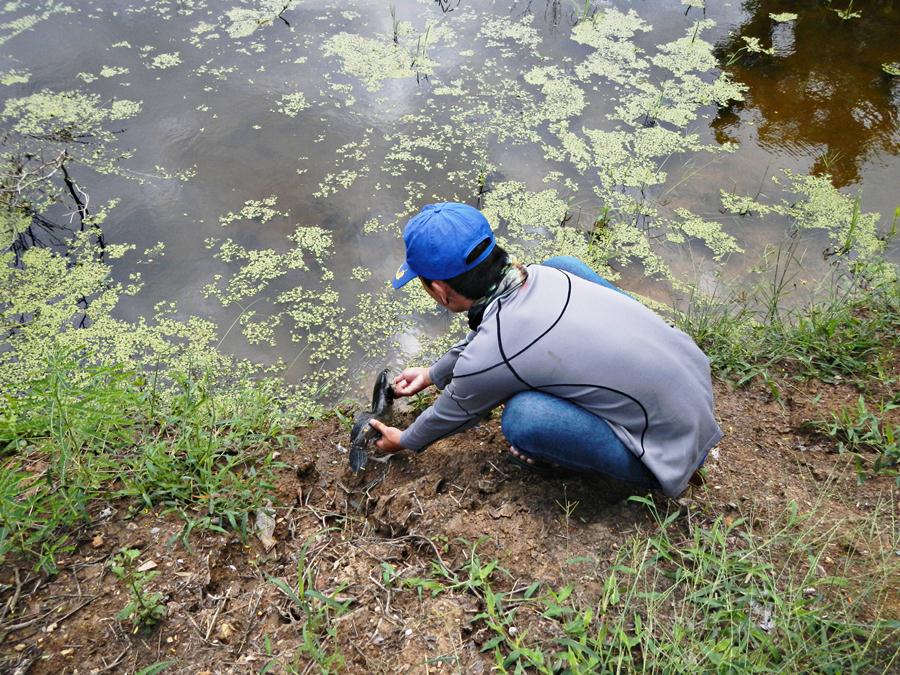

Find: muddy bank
<box><xmin>0</xmin><ymin>379</ymin><xmax>897</xmax><ymax>673</ymax></box>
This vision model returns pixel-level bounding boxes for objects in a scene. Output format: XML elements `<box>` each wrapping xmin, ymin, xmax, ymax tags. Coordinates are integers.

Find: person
<box><xmin>369</xmin><ymin>202</ymin><xmax>722</xmax><ymax>497</ymax></box>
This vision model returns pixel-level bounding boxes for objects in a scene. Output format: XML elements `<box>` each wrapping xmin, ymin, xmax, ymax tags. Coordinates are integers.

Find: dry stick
<box><xmin>96</xmin><ymin>646</ymin><xmax>130</xmax><ymax>673</ymax></box>
<box><xmin>234</xmin><ymin>589</ymin><xmax>262</xmax><ymax>656</ymax></box>
<box><xmin>71</xmin><ymin>567</ymin><xmax>82</xmax><ymax>598</ymax></box>
<box><xmin>185</xmin><ymin>613</ymin><xmax>212</xmax><ymax>645</ymax></box>
<box><xmin>1</xmin><ymin>603</ymin><xmax>65</xmax><ymax>634</ymax></box>
<box><xmin>205</xmin><ymin>589</ymin><xmax>230</xmax><ymax>641</ymax></box>
<box><xmin>1</xmin><ymin>569</ymin><xmax>23</xmax><ymax>621</ymax></box>
<box><xmin>2</xmin><ymin>595</ymin><xmax>96</xmax><ymax>637</ymax></box>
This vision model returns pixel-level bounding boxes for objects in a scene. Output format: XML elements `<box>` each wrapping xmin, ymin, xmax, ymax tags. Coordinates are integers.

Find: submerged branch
<box><xmin>60</xmin><ymin>154</ymin><xmax>88</xmax><ymax>230</ymax></box>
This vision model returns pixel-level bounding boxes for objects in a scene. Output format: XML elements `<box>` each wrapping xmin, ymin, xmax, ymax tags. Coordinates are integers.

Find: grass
<box><xmin>386</xmin><ymin>498</ymin><xmax>899</xmax><ymax>673</ymax></box>
<box><xmin>0</xmin><ymin>347</ymin><xmax>286</xmax><ymax>573</ymax></box>
<box><xmin>809</xmin><ymin>393</ymin><xmax>900</xmax><ymax>479</ymax></box>
<box><xmin>268</xmin><ymin>535</ymin><xmax>353</xmax><ymax>673</ymax></box>
<box><xmin>673</xmin><ymin>249</ymin><xmax>899</xmax><ymax>390</ymax></box>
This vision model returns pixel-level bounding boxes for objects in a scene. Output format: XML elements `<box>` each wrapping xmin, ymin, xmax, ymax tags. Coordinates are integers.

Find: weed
<box><xmin>389</xmin><ymin>3</ymin><xmax>399</xmax><ymax>45</ymax></box>
<box><xmin>475</xmin><ymin>497</ymin><xmax>898</xmax><ymax>672</ymax></box>
<box><xmin>269</xmin><ymin>536</ymin><xmax>352</xmax><ymax>672</ymax></box>
<box><xmin>109</xmin><ymin>548</ymin><xmax>167</xmax><ymax>631</ymax></box>
<box><xmin>0</xmin><ymin>349</ymin><xmax>142</xmax><ymax>572</ymax></box>
<box><xmin>0</xmin><ymin>349</ymin><xmax>283</xmax><ymax>573</ymax></box>
<box><xmin>389</xmin><ymin>498</ymin><xmax>897</xmax><ymax>672</ymax></box>
<box><xmin>555</xmin><ymin>486</ymin><xmax>580</xmax><ymax>559</ymax></box>
<box><xmin>831</xmin><ymin>0</ymin><xmax>862</xmax><ymax>20</ymax></box>
<box><xmin>333</xmin><ymin>405</ymin><xmax>354</xmax><ymax>434</ymax></box>
<box><xmin>411</xmin><ymin>24</ymin><xmax>431</xmax><ymax>82</ymax></box>
<box><xmin>674</xmin><ymin>240</ymin><xmax>899</xmax><ymax>388</ymax></box>
<box><xmin>810</xmin><ymin>394</ymin><xmax>900</xmax><ymax>480</ymax></box>
<box><xmin>116</xmin><ymin>370</ymin><xmax>282</xmax><ymax>539</ymax></box>
<box><xmin>407</xmin><ymin>389</ymin><xmax>435</xmax><ymax>413</ymax></box>
<box><xmin>134</xmin><ymin>662</ymin><xmax>175</xmax><ymax>675</ymax></box>
<box><xmin>572</xmin><ymin>0</ymin><xmax>596</xmax><ymax>25</ymax></box>
<box><xmin>725</xmin><ymin>34</ymin><xmax>776</xmax><ymax>66</ymax></box>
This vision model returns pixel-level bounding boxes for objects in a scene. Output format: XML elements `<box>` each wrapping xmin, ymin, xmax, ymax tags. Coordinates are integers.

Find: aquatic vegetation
<box><xmin>725</xmin><ymin>35</ymin><xmax>776</xmax><ymax>66</ymax></box>
<box><xmin>769</xmin><ymin>12</ymin><xmax>798</xmax><ymax>23</ymax></box>
<box><xmin>0</xmin><ymin>199</ymin><xmax>32</xmax><ymax>249</ymax></box>
<box><xmin>523</xmin><ymin>66</ymin><xmax>586</xmax><ymax>123</ymax></box>
<box><xmin>571</xmin><ymin>8</ymin><xmax>651</xmax><ymax>85</ymax></box>
<box><xmin>0</xmin><ymin>68</ymin><xmax>29</xmax><ymax>85</ymax></box>
<box><xmin>479</xmin><ymin>14</ymin><xmax>540</xmax><ymax>50</ymax></box>
<box><xmin>0</xmin><ymin>0</ymin><xmax>72</xmax><ymax>47</ymax></box>
<box><xmin>148</xmin><ymin>51</ymin><xmax>182</xmax><ymax>69</ymax></box>
<box><xmin>321</xmin><ymin>21</ymin><xmax>453</xmax><ymax>92</ymax></box>
<box><xmin>719</xmin><ymin>171</ymin><xmax>894</xmax><ymax>281</ymax></box>
<box><xmin>0</xmin><ymin>0</ymin><xmax>894</xmax><ymax>425</ymax></box>
<box><xmin>275</xmin><ymin>91</ymin><xmax>309</xmax><ymax>117</ymax></box>
<box><xmin>1</xmin><ymin>90</ymin><xmax>141</xmax><ymax>138</ymax></box>
<box><xmin>218</xmin><ymin>195</ymin><xmax>285</xmax><ymax>226</ymax></box>
<box><xmin>831</xmin><ymin>1</ymin><xmax>862</xmax><ymax>20</ymax></box>
<box><xmin>224</xmin><ymin>0</ymin><xmax>297</xmax><ymax>39</ymax></box>
<box><xmin>350</xmin><ymin>266</ymin><xmax>371</xmax><ymax>283</ymax></box>
<box><xmin>667</xmin><ymin>209</ymin><xmax>742</xmax><ymax>260</ymax></box>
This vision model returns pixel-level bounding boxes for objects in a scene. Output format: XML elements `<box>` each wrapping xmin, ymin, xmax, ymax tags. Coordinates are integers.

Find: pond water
<box><xmin>1</xmin><ymin>0</ymin><xmax>898</xmax><ymax>410</ymax></box>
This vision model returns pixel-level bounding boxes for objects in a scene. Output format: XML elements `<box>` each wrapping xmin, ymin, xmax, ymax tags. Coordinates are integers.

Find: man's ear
<box><xmin>430</xmin><ymin>280</ymin><xmax>453</xmax><ymax>305</ymax></box>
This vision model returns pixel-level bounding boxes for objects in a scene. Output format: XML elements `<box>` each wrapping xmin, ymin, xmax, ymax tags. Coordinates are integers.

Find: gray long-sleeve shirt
<box><xmin>399</xmin><ymin>264</ymin><xmax>723</xmax><ymax>496</ymax></box>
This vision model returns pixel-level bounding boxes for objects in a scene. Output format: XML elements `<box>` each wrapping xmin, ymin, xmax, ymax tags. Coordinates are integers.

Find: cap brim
<box><xmin>391</xmin><ymin>261</ymin><xmax>418</xmax><ymax>289</ymax></box>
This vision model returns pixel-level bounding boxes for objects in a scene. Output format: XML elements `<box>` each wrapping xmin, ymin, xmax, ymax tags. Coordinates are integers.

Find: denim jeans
<box><xmin>500</xmin><ymin>256</ymin><xmax>661</xmax><ymax>488</ymax></box>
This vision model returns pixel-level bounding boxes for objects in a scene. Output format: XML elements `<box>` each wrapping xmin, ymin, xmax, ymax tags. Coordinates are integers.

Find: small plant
<box><xmin>407</xmin><ymin>389</ymin><xmax>435</xmax><ymax>413</ymax></box>
<box><xmin>412</xmin><ymin>24</ymin><xmax>432</xmax><ymax>82</ymax></box>
<box><xmin>572</xmin><ymin>0</ymin><xmax>596</xmax><ymax>24</ymax></box>
<box><xmin>556</xmin><ymin>487</ymin><xmax>580</xmax><ymax>558</ymax></box>
<box><xmin>810</xmin><ymin>394</ymin><xmax>899</xmax><ymax>479</ymax></box>
<box><xmin>109</xmin><ymin>548</ymin><xmax>167</xmax><ymax>631</ymax></box>
<box><xmin>475</xmin><ymin>157</ymin><xmax>491</xmax><ymax>206</ymax></box>
<box><xmin>725</xmin><ymin>34</ymin><xmax>776</xmax><ymax>66</ymax></box>
<box><xmin>389</xmin><ymin>3</ymin><xmax>399</xmax><ymax>45</ymax></box>
<box><xmin>269</xmin><ymin>537</ymin><xmax>352</xmax><ymax>672</ymax></box>
<box><xmin>832</xmin><ymin>0</ymin><xmax>861</xmax><ymax>20</ymax></box>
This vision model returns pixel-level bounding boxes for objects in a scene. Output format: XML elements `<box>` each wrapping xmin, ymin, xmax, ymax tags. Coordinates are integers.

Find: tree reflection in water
<box><xmin>712</xmin><ymin>0</ymin><xmax>899</xmax><ymax>187</ymax></box>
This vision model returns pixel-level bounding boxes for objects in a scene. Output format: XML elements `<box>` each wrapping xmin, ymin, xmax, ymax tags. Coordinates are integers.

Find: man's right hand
<box><xmin>392</xmin><ymin>366</ymin><xmax>432</xmax><ymax>397</ymax></box>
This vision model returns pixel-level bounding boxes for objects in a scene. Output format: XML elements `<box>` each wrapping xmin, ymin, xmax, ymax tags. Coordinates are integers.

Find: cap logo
<box><xmin>395</xmin><ymin>266</ymin><xmax>405</xmax><ymax>280</ymax></box>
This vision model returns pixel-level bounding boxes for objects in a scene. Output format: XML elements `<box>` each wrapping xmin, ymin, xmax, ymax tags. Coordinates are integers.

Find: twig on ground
<box><xmin>205</xmin><ymin>589</ymin><xmax>230</xmax><ymax>642</ymax></box>
<box><xmin>235</xmin><ymin>589</ymin><xmax>262</xmax><ymax>656</ymax></box>
<box><xmin>1</xmin><ymin>569</ymin><xmax>23</xmax><ymax>621</ymax></box>
<box><xmin>96</xmin><ymin>646</ymin><xmax>130</xmax><ymax>673</ymax></box>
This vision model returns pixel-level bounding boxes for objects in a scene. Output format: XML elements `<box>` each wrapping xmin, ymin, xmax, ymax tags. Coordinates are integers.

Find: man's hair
<box><xmin>421</xmin><ymin>238</ymin><xmax>509</xmax><ymax>300</ymax></box>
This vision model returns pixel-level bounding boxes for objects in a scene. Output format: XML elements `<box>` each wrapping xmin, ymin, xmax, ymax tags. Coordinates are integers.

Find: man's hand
<box><xmin>391</xmin><ymin>366</ymin><xmax>432</xmax><ymax>397</ymax></box>
<box><xmin>370</xmin><ymin>419</ymin><xmax>404</xmax><ymax>452</ymax></box>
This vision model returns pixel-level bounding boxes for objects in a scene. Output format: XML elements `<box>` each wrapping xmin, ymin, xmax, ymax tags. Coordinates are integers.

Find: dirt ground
<box><xmin>1</xmin><ymin>378</ymin><xmax>898</xmax><ymax>674</ymax></box>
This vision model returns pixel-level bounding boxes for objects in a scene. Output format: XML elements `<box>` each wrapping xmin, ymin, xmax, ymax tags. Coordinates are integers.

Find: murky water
<box><xmin>1</xmin><ymin>0</ymin><xmax>898</xmax><ymax>405</ymax></box>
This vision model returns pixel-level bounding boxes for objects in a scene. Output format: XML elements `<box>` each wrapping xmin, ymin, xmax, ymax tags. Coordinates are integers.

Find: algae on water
<box><xmin>0</xmin><ymin>0</ymin><xmax>893</xmax><ymax>422</ymax></box>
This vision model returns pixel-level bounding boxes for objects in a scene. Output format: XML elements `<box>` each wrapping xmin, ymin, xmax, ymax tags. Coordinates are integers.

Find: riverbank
<box><xmin>1</xmin><ymin>279</ymin><xmax>897</xmax><ymax>673</ymax></box>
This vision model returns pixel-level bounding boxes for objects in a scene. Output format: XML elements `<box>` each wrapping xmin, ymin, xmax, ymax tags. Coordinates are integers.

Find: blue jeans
<box><xmin>500</xmin><ymin>256</ymin><xmax>660</xmax><ymax>488</ymax></box>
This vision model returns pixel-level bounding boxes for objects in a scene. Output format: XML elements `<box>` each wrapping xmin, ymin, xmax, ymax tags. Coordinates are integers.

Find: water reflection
<box><xmin>434</xmin><ymin>0</ymin><xmax>461</xmax><ymax>12</ymax></box>
<box><xmin>713</xmin><ymin>0</ymin><xmax>899</xmax><ymax>187</ymax></box>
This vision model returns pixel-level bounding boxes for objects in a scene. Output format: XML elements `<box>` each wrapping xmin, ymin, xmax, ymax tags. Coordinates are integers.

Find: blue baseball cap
<box><xmin>392</xmin><ymin>202</ymin><xmax>496</xmax><ymax>289</ymax></box>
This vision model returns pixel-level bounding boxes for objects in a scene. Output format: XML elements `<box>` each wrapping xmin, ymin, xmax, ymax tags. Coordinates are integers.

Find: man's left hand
<box><xmin>370</xmin><ymin>419</ymin><xmax>405</xmax><ymax>452</ymax></box>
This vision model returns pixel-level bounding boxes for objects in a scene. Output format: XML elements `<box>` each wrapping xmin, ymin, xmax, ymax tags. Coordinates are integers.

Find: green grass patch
<box><xmin>674</xmin><ymin>266</ymin><xmax>899</xmax><ymax>389</ymax></box>
<box><xmin>0</xmin><ymin>348</ymin><xmax>286</xmax><ymax>573</ymax></box>
<box><xmin>809</xmin><ymin>393</ymin><xmax>900</xmax><ymax>481</ymax></box>
<box><xmin>268</xmin><ymin>534</ymin><xmax>353</xmax><ymax>673</ymax></box>
<box><xmin>392</xmin><ymin>499</ymin><xmax>898</xmax><ymax>673</ymax></box>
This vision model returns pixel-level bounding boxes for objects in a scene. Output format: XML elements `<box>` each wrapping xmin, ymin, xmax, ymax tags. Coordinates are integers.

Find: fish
<box><xmin>349</xmin><ymin>369</ymin><xmax>395</xmax><ymax>472</ymax></box>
